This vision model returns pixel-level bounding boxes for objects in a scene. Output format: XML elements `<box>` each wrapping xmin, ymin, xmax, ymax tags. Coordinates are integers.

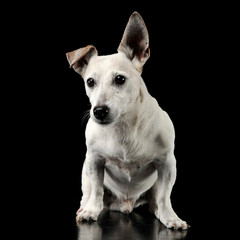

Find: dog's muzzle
<box><xmin>93</xmin><ymin>106</ymin><xmax>111</xmax><ymax>125</ymax></box>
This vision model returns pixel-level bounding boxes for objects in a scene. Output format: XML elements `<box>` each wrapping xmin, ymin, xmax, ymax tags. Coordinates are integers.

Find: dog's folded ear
<box><xmin>118</xmin><ymin>12</ymin><xmax>150</xmax><ymax>73</ymax></box>
<box><xmin>66</xmin><ymin>45</ymin><xmax>98</xmax><ymax>76</ymax></box>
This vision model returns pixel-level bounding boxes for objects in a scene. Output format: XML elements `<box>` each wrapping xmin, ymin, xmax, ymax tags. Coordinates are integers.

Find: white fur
<box><xmin>67</xmin><ymin>12</ymin><xmax>188</xmax><ymax>230</ymax></box>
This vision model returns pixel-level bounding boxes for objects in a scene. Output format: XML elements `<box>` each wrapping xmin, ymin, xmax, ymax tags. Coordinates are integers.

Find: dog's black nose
<box><xmin>93</xmin><ymin>106</ymin><xmax>109</xmax><ymax>120</ymax></box>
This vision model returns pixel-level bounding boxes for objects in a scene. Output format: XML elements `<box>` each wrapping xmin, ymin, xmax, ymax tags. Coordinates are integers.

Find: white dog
<box><xmin>66</xmin><ymin>12</ymin><xmax>188</xmax><ymax>230</ymax></box>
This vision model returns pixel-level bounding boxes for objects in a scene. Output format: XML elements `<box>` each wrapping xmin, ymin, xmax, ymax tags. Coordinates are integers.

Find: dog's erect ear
<box><xmin>66</xmin><ymin>45</ymin><xmax>98</xmax><ymax>76</ymax></box>
<box><xmin>118</xmin><ymin>12</ymin><xmax>150</xmax><ymax>72</ymax></box>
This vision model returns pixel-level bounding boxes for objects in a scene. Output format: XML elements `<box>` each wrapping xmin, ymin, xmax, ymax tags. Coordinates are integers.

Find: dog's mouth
<box><xmin>98</xmin><ymin>120</ymin><xmax>112</xmax><ymax>125</ymax></box>
<box><xmin>91</xmin><ymin>114</ymin><xmax>113</xmax><ymax>125</ymax></box>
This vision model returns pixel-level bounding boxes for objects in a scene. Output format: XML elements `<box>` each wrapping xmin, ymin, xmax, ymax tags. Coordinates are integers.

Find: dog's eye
<box><xmin>87</xmin><ymin>78</ymin><xmax>95</xmax><ymax>87</ymax></box>
<box><xmin>115</xmin><ymin>75</ymin><xmax>126</xmax><ymax>85</ymax></box>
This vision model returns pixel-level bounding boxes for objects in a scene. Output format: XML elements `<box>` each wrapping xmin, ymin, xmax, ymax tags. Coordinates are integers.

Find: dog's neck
<box><xmin>110</xmin><ymin>80</ymin><xmax>158</xmax><ymax>159</ymax></box>
<box><xmin>115</xmin><ymin>79</ymin><xmax>157</xmax><ymax>139</ymax></box>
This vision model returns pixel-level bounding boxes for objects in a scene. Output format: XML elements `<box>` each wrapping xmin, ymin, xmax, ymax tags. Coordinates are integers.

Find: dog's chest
<box><xmin>104</xmin><ymin>155</ymin><xmax>155</xmax><ymax>183</ymax></box>
<box><xmin>103</xmin><ymin>138</ymin><xmax>156</xmax><ymax>182</ymax></box>
<box><xmin>88</xmin><ymin>120</ymin><xmax>158</xmax><ymax>182</ymax></box>
<box><xmin>104</xmin><ymin>124</ymin><xmax>154</xmax><ymax>161</ymax></box>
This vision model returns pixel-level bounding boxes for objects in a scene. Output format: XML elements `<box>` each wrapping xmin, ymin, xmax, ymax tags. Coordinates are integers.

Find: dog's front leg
<box><xmin>76</xmin><ymin>152</ymin><xmax>105</xmax><ymax>222</ymax></box>
<box><xmin>153</xmin><ymin>154</ymin><xmax>188</xmax><ymax>230</ymax></box>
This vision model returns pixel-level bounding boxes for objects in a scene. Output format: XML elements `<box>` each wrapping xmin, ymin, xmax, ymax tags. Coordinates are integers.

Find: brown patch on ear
<box><xmin>66</xmin><ymin>45</ymin><xmax>97</xmax><ymax>75</ymax></box>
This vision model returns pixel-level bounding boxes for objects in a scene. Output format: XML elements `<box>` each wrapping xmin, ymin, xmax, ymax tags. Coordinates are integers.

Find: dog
<box><xmin>66</xmin><ymin>12</ymin><xmax>188</xmax><ymax>230</ymax></box>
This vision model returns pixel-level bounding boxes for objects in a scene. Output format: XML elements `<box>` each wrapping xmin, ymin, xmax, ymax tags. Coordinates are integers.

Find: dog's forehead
<box><xmin>86</xmin><ymin>53</ymin><xmax>134</xmax><ymax>76</ymax></box>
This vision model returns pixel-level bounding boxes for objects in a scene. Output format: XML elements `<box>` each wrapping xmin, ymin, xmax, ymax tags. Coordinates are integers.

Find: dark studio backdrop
<box><xmin>9</xmin><ymin>2</ymin><xmax>228</xmax><ymax>239</ymax></box>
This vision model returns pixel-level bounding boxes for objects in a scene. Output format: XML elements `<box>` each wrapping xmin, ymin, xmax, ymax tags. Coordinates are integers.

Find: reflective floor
<box><xmin>35</xmin><ymin>203</ymin><xmax>203</xmax><ymax>240</ymax></box>
<box><xmin>76</xmin><ymin>209</ymin><xmax>189</xmax><ymax>240</ymax></box>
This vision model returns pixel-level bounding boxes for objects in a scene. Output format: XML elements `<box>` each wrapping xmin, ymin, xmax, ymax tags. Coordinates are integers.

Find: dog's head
<box><xmin>66</xmin><ymin>12</ymin><xmax>150</xmax><ymax>125</ymax></box>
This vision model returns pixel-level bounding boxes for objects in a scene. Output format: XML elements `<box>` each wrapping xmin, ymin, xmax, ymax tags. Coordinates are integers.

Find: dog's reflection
<box><xmin>77</xmin><ymin>209</ymin><xmax>188</xmax><ymax>240</ymax></box>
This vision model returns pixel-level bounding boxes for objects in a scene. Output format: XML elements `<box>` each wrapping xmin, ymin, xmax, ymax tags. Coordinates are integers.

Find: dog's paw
<box><xmin>160</xmin><ymin>217</ymin><xmax>188</xmax><ymax>230</ymax></box>
<box><xmin>154</xmin><ymin>206</ymin><xmax>188</xmax><ymax>230</ymax></box>
<box><xmin>76</xmin><ymin>204</ymin><xmax>103</xmax><ymax>222</ymax></box>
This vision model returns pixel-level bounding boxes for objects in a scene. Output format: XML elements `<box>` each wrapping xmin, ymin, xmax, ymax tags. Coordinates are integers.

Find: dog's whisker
<box><xmin>81</xmin><ymin>110</ymin><xmax>90</xmax><ymax>125</ymax></box>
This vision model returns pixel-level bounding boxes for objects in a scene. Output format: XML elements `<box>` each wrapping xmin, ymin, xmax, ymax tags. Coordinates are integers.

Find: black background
<box><xmin>6</xmin><ymin>1</ymin><xmax>232</xmax><ymax>239</ymax></box>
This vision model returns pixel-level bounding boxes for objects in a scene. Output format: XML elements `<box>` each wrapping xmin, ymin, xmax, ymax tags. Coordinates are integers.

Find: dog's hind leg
<box><xmin>134</xmin><ymin>195</ymin><xmax>148</xmax><ymax>209</ymax></box>
<box><xmin>146</xmin><ymin>180</ymin><xmax>158</xmax><ymax>214</ymax></box>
